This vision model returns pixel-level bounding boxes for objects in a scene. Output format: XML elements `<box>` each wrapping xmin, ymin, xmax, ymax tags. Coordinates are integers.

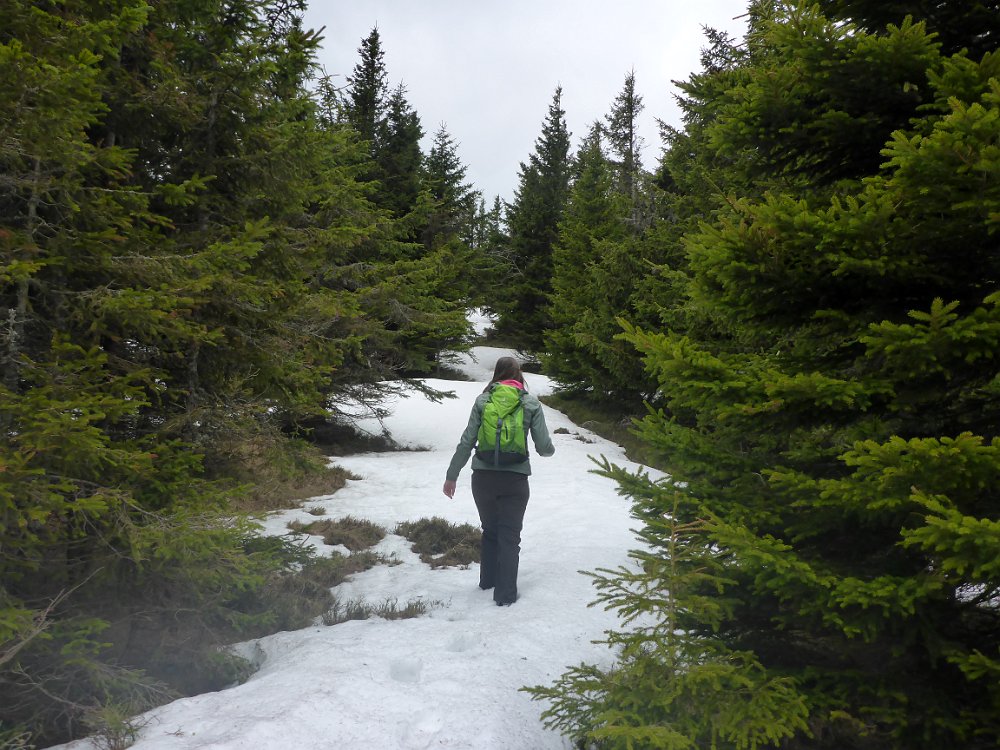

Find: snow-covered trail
<box><xmin>56</xmin><ymin>344</ymin><xmax>660</xmax><ymax>750</ymax></box>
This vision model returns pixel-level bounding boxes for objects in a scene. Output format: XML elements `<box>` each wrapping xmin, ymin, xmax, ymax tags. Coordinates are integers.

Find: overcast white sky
<box><xmin>301</xmin><ymin>1</ymin><xmax>749</xmax><ymax>203</ymax></box>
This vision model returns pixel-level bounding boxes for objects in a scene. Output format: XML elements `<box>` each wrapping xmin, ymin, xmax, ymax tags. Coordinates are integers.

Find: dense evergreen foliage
<box><xmin>544</xmin><ymin>127</ymin><xmax>629</xmax><ymax>392</ymax></box>
<box><xmin>542</xmin><ymin>71</ymin><xmax>663</xmax><ymax>408</ymax></box>
<box><xmin>6</xmin><ymin>0</ymin><xmax>999</xmax><ymax>745</ymax></box>
<box><xmin>603</xmin><ymin>70</ymin><xmax>645</xmax><ymax>204</ymax></box>
<box><xmin>817</xmin><ymin>0</ymin><xmax>1000</xmax><ymax>58</ymax></box>
<box><xmin>533</xmin><ymin>1</ymin><xmax>1000</xmax><ymax>748</ymax></box>
<box><xmin>0</xmin><ymin>3</ymin><xmax>477</xmax><ymax>744</ymax></box>
<box><xmin>489</xmin><ymin>88</ymin><xmax>572</xmax><ymax>349</ymax></box>
<box><xmin>423</xmin><ymin>125</ymin><xmax>479</xmax><ymax>247</ymax></box>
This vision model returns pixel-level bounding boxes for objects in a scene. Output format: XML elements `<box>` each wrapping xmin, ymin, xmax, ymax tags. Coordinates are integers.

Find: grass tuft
<box><xmin>86</xmin><ymin>703</ymin><xmax>150</xmax><ymax>750</ymax></box>
<box><xmin>322</xmin><ymin>596</ymin><xmax>441</xmax><ymax>625</ymax></box>
<box><xmin>396</xmin><ymin>517</ymin><xmax>481</xmax><ymax>568</ymax></box>
<box><xmin>202</xmin><ymin>424</ymin><xmax>356</xmax><ymax>512</ymax></box>
<box><xmin>243</xmin><ymin>547</ymin><xmax>399</xmax><ymax>636</ymax></box>
<box><xmin>0</xmin><ymin>729</ymin><xmax>32</xmax><ymax>750</ymax></box>
<box><xmin>288</xmin><ymin>515</ymin><xmax>387</xmax><ymax>551</ymax></box>
<box><xmin>341</xmin><ymin>549</ymin><xmax>401</xmax><ymax>575</ymax></box>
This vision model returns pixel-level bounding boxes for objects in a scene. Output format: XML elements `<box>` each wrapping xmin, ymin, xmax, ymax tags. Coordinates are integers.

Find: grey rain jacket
<box><xmin>445</xmin><ymin>387</ymin><xmax>554</xmax><ymax>481</ymax></box>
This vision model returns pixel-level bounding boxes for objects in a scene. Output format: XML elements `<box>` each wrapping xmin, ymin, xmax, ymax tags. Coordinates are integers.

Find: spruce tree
<box><xmin>603</xmin><ymin>69</ymin><xmax>644</xmax><ymax>203</ymax></box>
<box><xmin>334</xmin><ymin>31</ymin><xmax>473</xmax><ymax>374</ymax></box>
<box><xmin>542</xmin><ymin>91</ymin><xmax>658</xmax><ymax>408</ymax></box>
<box><xmin>533</xmin><ymin>4</ymin><xmax>1000</xmax><ymax>748</ymax></box>
<box><xmin>423</xmin><ymin>124</ymin><xmax>479</xmax><ymax>249</ymax></box>
<box><xmin>482</xmin><ymin>195</ymin><xmax>510</xmax><ymax>257</ymax></box>
<box><xmin>0</xmin><ymin>0</ymin><xmax>466</xmax><ymax>742</ymax></box>
<box><xmin>469</xmin><ymin>195</ymin><xmax>490</xmax><ymax>250</ymax></box>
<box><xmin>376</xmin><ymin>83</ymin><xmax>425</xmax><ymax>220</ymax></box>
<box><xmin>473</xmin><ymin>196</ymin><xmax>512</xmax><ymax>304</ymax></box>
<box><xmin>817</xmin><ymin>0</ymin><xmax>1000</xmax><ymax>57</ymax></box>
<box><xmin>484</xmin><ymin>196</ymin><xmax>509</xmax><ymax>254</ymax></box>
<box><xmin>345</xmin><ymin>26</ymin><xmax>389</xmax><ymax>155</ymax></box>
<box><xmin>0</xmin><ymin>0</ymin><xmax>307</xmax><ymax>740</ymax></box>
<box><xmin>543</xmin><ymin>126</ymin><xmax>631</xmax><ymax>395</ymax></box>
<box><xmin>492</xmin><ymin>87</ymin><xmax>571</xmax><ymax>349</ymax></box>
<box><xmin>343</xmin><ymin>31</ymin><xmax>431</xmax><ymax>230</ymax></box>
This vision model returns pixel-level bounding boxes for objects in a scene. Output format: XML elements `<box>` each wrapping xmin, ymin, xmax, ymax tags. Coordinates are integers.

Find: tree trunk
<box><xmin>3</xmin><ymin>156</ymin><xmax>41</xmax><ymax>395</ymax></box>
<box><xmin>198</xmin><ymin>90</ymin><xmax>219</xmax><ymax>233</ymax></box>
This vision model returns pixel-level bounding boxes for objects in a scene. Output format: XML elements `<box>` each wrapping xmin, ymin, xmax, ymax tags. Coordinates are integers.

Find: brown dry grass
<box><xmin>396</xmin><ymin>517</ymin><xmax>481</xmax><ymax>568</ymax></box>
<box><xmin>205</xmin><ymin>424</ymin><xmax>360</xmax><ymax>513</ymax></box>
<box><xmin>288</xmin><ymin>515</ymin><xmax>387</xmax><ymax>551</ymax></box>
<box><xmin>322</xmin><ymin>596</ymin><xmax>439</xmax><ymax>625</ymax></box>
<box><xmin>232</xmin><ymin>465</ymin><xmax>357</xmax><ymax>513</ymax></box>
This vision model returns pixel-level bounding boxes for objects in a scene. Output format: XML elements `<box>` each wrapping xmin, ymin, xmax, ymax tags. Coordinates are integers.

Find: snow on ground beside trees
<box><xmin>53</xmin><ymin>335</ymin><xmax>661</xmax><ymax>750</ymax></box>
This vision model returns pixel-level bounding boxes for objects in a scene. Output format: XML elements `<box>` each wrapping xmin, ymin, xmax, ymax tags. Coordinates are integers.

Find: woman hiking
<box><xmin>442</xmin><ymin>356</ymin><xmax>555</xmax><ymax>606</ymax></box>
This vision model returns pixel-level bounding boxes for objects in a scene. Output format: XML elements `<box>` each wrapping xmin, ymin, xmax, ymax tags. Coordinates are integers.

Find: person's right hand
<box><xmin>442</xmin><ymin>479</ymin><xmax>457</xmax><ymax>499</ymax></box>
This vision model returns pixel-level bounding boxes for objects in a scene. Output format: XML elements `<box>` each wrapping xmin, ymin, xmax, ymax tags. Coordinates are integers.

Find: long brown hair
<box><xmin>484</xmin><ymin>356</ymin><xmax>526</xmax><ymax>392</ymax></box>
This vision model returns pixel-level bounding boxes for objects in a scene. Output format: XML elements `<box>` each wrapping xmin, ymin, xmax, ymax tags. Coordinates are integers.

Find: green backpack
<box><xmin>476</xmin><ymin>383</ymin><xmax>528</xmax><ymax>466</ymax></box>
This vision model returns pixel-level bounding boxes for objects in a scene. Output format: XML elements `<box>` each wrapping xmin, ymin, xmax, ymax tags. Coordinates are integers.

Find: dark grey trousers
<box><xmin>471</xmin><ymin>470</ymin><xmax>530</xmax><ymax>604</ymax></box>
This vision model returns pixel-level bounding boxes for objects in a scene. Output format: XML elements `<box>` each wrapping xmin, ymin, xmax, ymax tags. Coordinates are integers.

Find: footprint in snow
<box><xmin>401</xmin><ymin>711</ymin><xmax>444</xmax><ymax>749</ymax></box>
<box><xmin>389</xmin><ymin>656</ymin><xmax>423</xmax><ymax>683</ymax></box>
<box><xmin>445</xmin><ymin>631</ymin><xmax>477</xmax><ymax>653</ymax></box>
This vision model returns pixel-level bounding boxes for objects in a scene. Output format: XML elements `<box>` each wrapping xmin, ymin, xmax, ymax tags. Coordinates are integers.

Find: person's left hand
<box><xmin>443</xmin><ymin>479</ymin><xmax>457</xmax><ymax>499</ymax></box>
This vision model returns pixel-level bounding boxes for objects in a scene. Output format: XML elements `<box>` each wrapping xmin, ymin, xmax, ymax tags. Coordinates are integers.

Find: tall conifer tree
<box><xmin>474</xmin><ymin>196</ymin><xmax>512</xmax><ymax>297</ymax></box>
<box><xmin>532</xmin><ymin>4</ymin><xmax>1000</xmax><ymax>748</ymax></box>
<box><xmin>492</xmin><ymin>87</ymin><xmax>571</xmax><ymax>349</ymax></box>
<box><xmin>544</xmin><ymin>127</ymin><xmax>629</xmax><ymax>393</ymax></box>
<box><xmin>336</xmin><ymin>30</ymin><xmax>472</xmax><ymax>369</ymax></box>
<box><xmin>345</xmin><ymin>26</ymin><xmax>389</xmax><ymax>155</ymax></box>
<box><xmin>604</xmin><ymin>69</ymin><xmax>644</xmax><ymax>203</ymax></box>
<box><xmin>423</xmin><ymin>124</ymin><xmax>479</xmax><ymax>248</ymax></box>
<box><xmin>0</xmin><ymin>1</ymin><xmax>468</xmax><ymax>742</ymax></box>
<box><xmin>376</xmin><ymin>83</ymin><xmax>425</xmax><ymax>220</ymax></box>
<box><xmin>543</xmin><ymin>87</ymin><xmax>658</xmax><ymax>407</ymax></box>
